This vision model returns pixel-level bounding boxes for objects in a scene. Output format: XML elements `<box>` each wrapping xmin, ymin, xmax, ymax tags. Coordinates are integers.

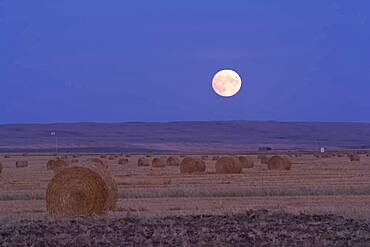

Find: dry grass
<box><xmin>1</xmin><ymin>152</ymin><xmax>370</xmax><ymax>220</ymax></box>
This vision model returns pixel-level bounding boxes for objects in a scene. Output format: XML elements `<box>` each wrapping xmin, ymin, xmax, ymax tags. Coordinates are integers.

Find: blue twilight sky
<box><xmin>1</xmin><ymin>1</ymin><xmax>370</xmax><ymax>124</ymax></box>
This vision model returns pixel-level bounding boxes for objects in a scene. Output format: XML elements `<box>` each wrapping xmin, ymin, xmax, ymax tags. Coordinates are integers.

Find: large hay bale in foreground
<box><xmin>46</xmin><ymin>165</ymin><xmax>117</xmax><ymax>217</ymax></box>
<box><xmin>16</xmin><ymin>160</ymin><xmax>28</xmax><ymax>168</ymax></box>
<box><xmin>47</xmin><ymin>159</ymin><xmax>69</xmax><ymax>172</ymax></box>
<box><xmin>215</xmin><ymin>157</ymin><xmax>242</xmax><ymax>174</ymax></box>
<box><xmin>266</xmin><ymin>156</ymin><xmax>291</xmax><ymax>170</ymax></box>
<box><xmin>349</xmin><ymin>154</ymin><xmax>361</xmax><ymax>162</ymax></box>
<box><xmin>180</xmin><ymin>157</ymin><xmax>206</xmax><ymax>174</ymax></box>
<box><xmin>87</xmin><ymin>158</ymin><xmax>108</xmax><ymax>169</ymax></box>
<box><xmin>138</xmin><ymin>158</ymin><xmax>150</xmax><ymax>167</ymax></box>
<box><xmin>152</xmin><ymin>157</ymin><xmax>166</xmax><ymax>168</ymax></box>
<box><xmin>167</xmin><ymin>156</ymin><xmax>180</xmax><ymax>166</ymax></box>
<box><xmin>118</xmin><ymin>158</ymin><xmax>129</xmax><ymax>165</ymax></box>
<box><xmin>239</xmin><ymin>156</ymin><xmax>254</xmax><ymax>168</ymax></box>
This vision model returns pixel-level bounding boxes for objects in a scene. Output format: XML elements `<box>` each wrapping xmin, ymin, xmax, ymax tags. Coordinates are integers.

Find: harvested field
<box><xmin>1</xmin><ymin>152</ymin><xmax>370</xmax><ymax>245</ymax></box>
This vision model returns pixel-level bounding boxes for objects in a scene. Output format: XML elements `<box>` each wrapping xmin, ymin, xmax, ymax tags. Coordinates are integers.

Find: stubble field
<box><xmin>1</xmin><ymin>152</ymin><xmax>370</xmax><ymax>246</ymax></box>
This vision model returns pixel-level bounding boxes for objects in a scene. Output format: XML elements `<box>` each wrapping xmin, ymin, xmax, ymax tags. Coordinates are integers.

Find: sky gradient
<box><xmin>1</xmin><ymin>1</ymin><xmax>370</xmax><ymax>123</ymax></box>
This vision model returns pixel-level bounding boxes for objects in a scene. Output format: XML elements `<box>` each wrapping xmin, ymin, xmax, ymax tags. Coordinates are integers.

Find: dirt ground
<box><xmin>1</xmin><ymin>209</ymin><xmax>370</xmax><ymax>246</ymax></box>
<box><xmin>1</xmin><ymin>153</ymin><xmax>370</xmax><ymax>245</ymax></box>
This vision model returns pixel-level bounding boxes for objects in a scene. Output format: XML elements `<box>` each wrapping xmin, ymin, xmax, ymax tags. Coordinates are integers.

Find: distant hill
<box><xmin>0</xmin><ymin>121</ymin><xmax>370</xmax><ymax>153</ymax></box>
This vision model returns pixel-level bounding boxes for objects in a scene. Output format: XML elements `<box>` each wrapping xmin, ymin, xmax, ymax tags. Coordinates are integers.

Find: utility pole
<box><xmin>50</xmin><ymin>131</ymin><xmax>58</xmax><ymax>155</ymax></box>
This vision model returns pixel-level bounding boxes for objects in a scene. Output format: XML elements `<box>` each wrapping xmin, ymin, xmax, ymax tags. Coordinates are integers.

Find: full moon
<box><xmin>212</xmin><ymin>69</ymin><xmax>242</xmax><ymax>97</ymax></box>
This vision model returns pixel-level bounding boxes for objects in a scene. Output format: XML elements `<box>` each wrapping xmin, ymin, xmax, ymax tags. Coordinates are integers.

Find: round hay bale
<box><xmin>118</xmin><ymin>158</ymin><xmax>129</xmax><ymax>165</ymax></box>
<box><xmin>212</xmin><ymin>156</ymin><xmax>219</xmax><ymax>161</ymax></box>
<box><xmin>86</xmin><ymin>158</ymin><xmax>108</xmax><ymax>169</ymax></box>
<box><xmin>138</xmin><ymin>158</ymin><xmax>150</xmax><ymax>167</ymax></box>
<box><xmin>125</xmin><ymin>154</ymin><xmax>131</xmax><ymax>157</ymax></box>
<box><xmin>108</xmin><ymin>156</ymin><xmax>115</xmax><ymax>161</ymax></box>
<box><xmin>71</xmin><ymin>159</ymin><xmax>79</xmax><ymax>164</ymax></box>
<box><xmin>180</xmin><ymin>157</ymin><xmax>206</xmax><ymax>174</ymax></box>
<box><xmin>349</xmin><ymin>154</ymin><xmax>360</xmax><ymax>162</ymax></box>
<box><xmin>167</xmin><ymin>156</ymin><xmax>180</xmax><ymax>166</ymax></box>
<box><xmin>47</xmin><ymin>159</ymin><xmax>69</xmax><ymax>172</ymax></box>
<box><xmin>3</xmin><ymin>155</ymin><xmax>10</xmax><ymax>158</ymax></box>
<box><xmin>152</xmin><ymin>157</ymin><xmax>166</xmax><ymax>168</ymax></box>
<box><xmin>72</xmin><ymin>154</ymin><xmax>78</xmax><ymax>158</ymax></box>
<box><xmin>239</xmin><ymin>156</ymin><xmax>254</xmax><ymax>168</ymax></box>
<box><xmin>215</xmin><ymin>157</ymin><xmax>242</xmax><ymax>174</ymax></box>
<box><xmin>100</xmin><ymin>155</ymin><xmax>107</xmax><ymax>159</ymax></box>
<box><xmin>266</xmin><ymin>156</ymin><xmax>291</xmax><ymax>170</ymax></box>
<box><xmin>16</xmin><ymin>160</ymin><xmax>28</xmax><ymax>168</ymax></box>
<box><xmin>46</xmin><ymin>165</ymin><xmax>117</xmax><ymax>217</ymax></box>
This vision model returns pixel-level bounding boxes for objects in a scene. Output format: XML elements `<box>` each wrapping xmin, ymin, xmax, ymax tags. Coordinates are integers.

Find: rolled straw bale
<box><xmin>118</xmin><ymin>158</ymin><xmax>129</xmax><ymax>165</ymax></box>
<box><xmin>86</xmin><ymin>158</ymin><xmax>108</xmax><ymax>169</ymax></box>
<box><xmin>166</xmin><ymin>156</ymin><xmax>180</xmax><ymax>166</ymax></box>
<box><xmin>16</xmin><ymin>160</ymin><xmax>28</xmax><ymax>168</ymax></box>
<box><xmin>47</xmin><ymin>159</ymin><xmax>69</xmax><ymax>172</ymax></box>
<box><xmin>215</xmin><ymin>157</ymin><xmax>242</xmax><ymax>174</ymax></box>
<box><xmin>138</xmin><ymin>158</ymin><xmax>150</xmax><ymax>167</ymax></box>
<box><xmin>266</xmin><ymin>156</ymin><xmax>292</xmax><ymax>170</ymax></box>
<box><xmin>349</xmin><ymin>154</ymin><xmax>361</xmax><ymax>162</ymax></box>
<box><xmin>239</xmin><ymin>156</ymin><xmax>254</xmax><ymax>168</ymax></box>
<box><xmin>152</xmin><ymin>157</ymin><xmax>166</xmax><ymax>168</ymax></box>
<box><xmin>46</xmin><ymin>165</ymin><xmax>117</xmax><ymax>216</ymax></box>
<box><xmin>180</xmin><ymin>157</ymin><xmax>206</xmax><ymax>174</ymax></box>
